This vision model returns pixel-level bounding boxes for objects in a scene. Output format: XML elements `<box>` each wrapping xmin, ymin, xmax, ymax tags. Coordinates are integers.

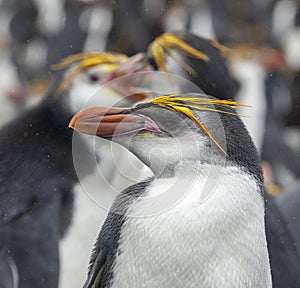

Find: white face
<box><xmin>109</xmin><ymin>106</ymin><xmax>223</xmax><ymax>178</ymax></box>
<box><xmin>66</xmin><ymin>65</ymin><xmax>134</xmax><ymax>114</ymax></box>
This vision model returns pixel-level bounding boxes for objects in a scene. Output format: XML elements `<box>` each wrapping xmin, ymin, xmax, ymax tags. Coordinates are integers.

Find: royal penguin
<box><xmin>0</xmin><ymin>51</ymin><xmax>147</xmax><ymax>288</ymax></box>
<box><xmin>70</xmin><ymin>93</ymin><xmax>272</xmax><ymax>288</ymax></box>
<box><xmin>102</xmin><ymin>33</ymin><xmax>300</xmax><ymax>287</ymax></box>
<box><xmin>102</xmin><ymin>32</ymin><xmax>237</xmax><ymax>100</ymax></box>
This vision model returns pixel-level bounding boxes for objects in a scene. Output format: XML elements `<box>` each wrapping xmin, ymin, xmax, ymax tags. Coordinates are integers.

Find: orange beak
<box><xmin>100</xmin><ymin>53</ymin><xmax>153</xmax><ymax>102</ymax></box>
<box><xmin>69</xmin><ymin>106</ymin><xmax>161</xmax><ymax>138</ymax></box>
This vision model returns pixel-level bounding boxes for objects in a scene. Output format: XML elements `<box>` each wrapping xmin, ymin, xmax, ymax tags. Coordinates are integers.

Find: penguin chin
<box><xmin>123</xmin><ymin>124</ymin><xmax>206</xmax><ymax>164</ymax></box>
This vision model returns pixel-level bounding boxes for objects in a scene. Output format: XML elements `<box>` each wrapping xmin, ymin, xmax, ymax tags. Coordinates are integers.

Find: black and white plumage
<box><xmin>0</xmin><ymin>53</ymin><xmax>142</xmax><ymax>288</ymax></box>
<box><xmin>70</xmin><ymin>93</ymin><xmax>272</xmax><ymax>288</ymax></box>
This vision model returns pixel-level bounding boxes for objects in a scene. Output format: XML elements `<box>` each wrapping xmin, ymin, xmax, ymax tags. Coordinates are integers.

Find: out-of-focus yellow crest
<box><xmin>210</xmin><ymin>40</ymin><xmax>232</xmax><ymax>58</ymax></box>
<box><xmin>51</xmin><ymin>52</ymin><xmax>128</xmax><ymax>98</ymax></box>
<box><xmin>148</xmin><ymin>33</ymin><xmax>210</xmax><ymax>75</ymax></box>
<box><xmin>149</xmin><ymin>94</ymin><xmax>249</xmax><ymax>155</ymax></box>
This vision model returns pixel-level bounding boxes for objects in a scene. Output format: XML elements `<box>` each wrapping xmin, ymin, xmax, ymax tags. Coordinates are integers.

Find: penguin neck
<box><xmin>152</xmin><ymin>160</ymin><xmax>200</xmax><ymax>179</ymax></box>
<box><xmin>151</xmin><ymin>155</ymin><xmax>224</xmax><ymax>180</ymax></box>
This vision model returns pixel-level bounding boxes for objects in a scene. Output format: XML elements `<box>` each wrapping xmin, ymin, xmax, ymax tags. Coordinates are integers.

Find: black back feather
<box><xmin>84</xmin><ymin>178</ymin><xmax>153</xmax><ymax>288</ymax></box>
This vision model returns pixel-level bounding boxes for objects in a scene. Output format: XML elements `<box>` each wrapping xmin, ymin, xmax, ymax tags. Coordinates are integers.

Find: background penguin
<box><xmin>70</xmin><ymin>93</ymin><xmax>272</xmax><ymax>288</ymax></box>
<box><xmin>102</xmin><ymin>32</ymin><xmax>237</xmax><ymax>100</ymax></box>
<box><xmin>0</xmin><ymin>51</ymin><xmax>144</xmax><ymax>288</ymax></box>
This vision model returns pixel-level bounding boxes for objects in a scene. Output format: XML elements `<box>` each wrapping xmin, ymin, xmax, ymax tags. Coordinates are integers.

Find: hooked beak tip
<box><xmin>68</xmin><ymin>115</ymin><xmax>78</xmax><ymax>130</ymax></box>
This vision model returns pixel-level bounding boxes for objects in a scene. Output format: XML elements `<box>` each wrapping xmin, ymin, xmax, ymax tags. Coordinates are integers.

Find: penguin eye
<box><xmin>161</xmin><ymin>120</ymin><xmax>176</xmax><ymax>131</ymax></box>
<box><xmin>88</xmin><ymin>73</ymin><xmax>100</xmax><ymax>83</ymax></box>
<box><xmin>147</xmin><ymin>54</ymin><xmax>158</xmax><ymax>70</ymax></box>
<box><xmin>163</xmin><ymin>121</ymin><xmax>174</xmax><ymax>128</ymax></box>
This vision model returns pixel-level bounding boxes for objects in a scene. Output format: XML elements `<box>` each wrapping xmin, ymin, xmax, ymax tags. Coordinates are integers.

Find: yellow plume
<box><xmin>149</xmin><ymin>94</ymin><xmax>249</xmax><ymax>155</ymax></box>
<box><xmin>148</xmin><ymin>33</ymin><xmax>209</xmax><ymax>75</ymax></box>
<box><xmin>51</xmin><ymin>52</ymin><xmax>128</xmax><ymax>98</ymax></box>
<box><xmin>210</xmin><ymin>40</ymin><xmax>232</xmax><ymax>58</ymax></box>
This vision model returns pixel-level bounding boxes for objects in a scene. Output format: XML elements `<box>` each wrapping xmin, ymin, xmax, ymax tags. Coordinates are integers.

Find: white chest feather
<box><xmin>110</xmin><ymin>165</ymin><xmax>271</xmax><ymax>288</ymax></box>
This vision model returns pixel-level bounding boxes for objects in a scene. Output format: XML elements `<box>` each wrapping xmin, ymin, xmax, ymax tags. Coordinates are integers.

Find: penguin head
<box><xmin>101</xmin><ymin>32</ymin><xmax>236</xmax><ymax>100</ymax></box>
<box><xmin>70</xmin><ymin>93</ymin><xmax>261</xmax><ymax>180</ymax></box>
<box><xmin>46</xmin><ymin>52</ymin><xmax>148</xmax><ymax>117</ymax></box>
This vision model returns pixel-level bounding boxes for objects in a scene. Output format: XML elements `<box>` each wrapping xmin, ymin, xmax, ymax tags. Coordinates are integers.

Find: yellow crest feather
<box><xmin>51</xmin><ymin>52</ymin><xmax>128</xmax><ymax>98</ymax></box>
<box><xmin>148</xmin><ymin>33</ymin><xmax>209</xmax><ymax>75</ymax></box>
<box><xmin>149</xmin><ymin>94</ymin><xmax>250</xmax><ymax>155</ymax></box>
<box><xmin>210</xmin><ymin>40</ymin><xmax>232</xmax><ymax>58</ymax></box>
